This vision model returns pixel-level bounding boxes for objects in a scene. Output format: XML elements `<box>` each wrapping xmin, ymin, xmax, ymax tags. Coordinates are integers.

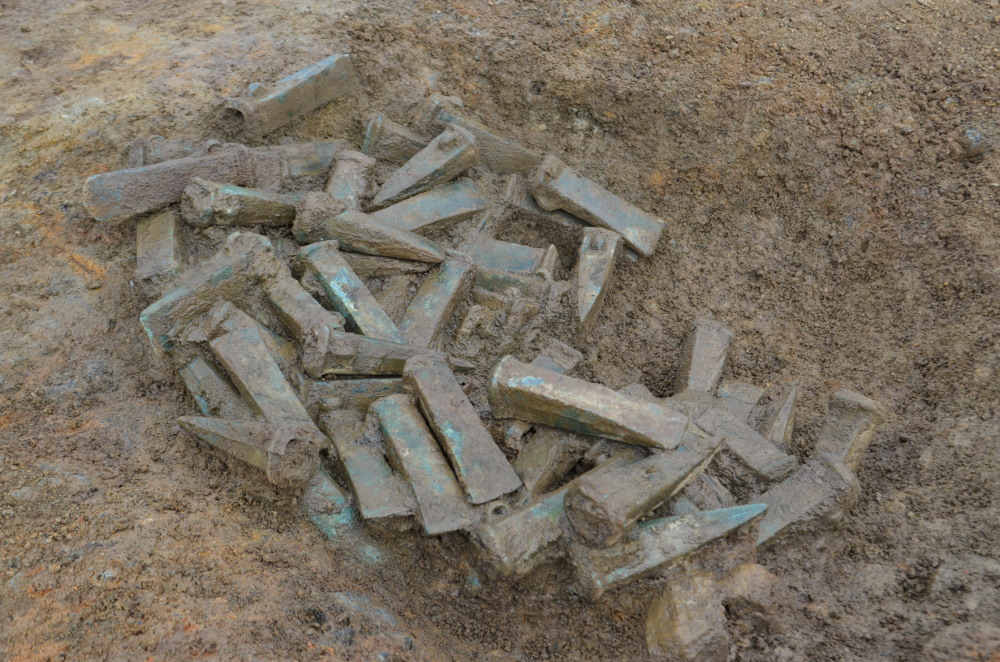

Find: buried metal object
<box><xmin>178</xmin><ymin>416</ymin><xmax>323</xmax><ymax>488</ymax></box>
<box><xmin>224</xmin><ymin>54</ymin><xmax>360</xmax><ymax>138</ymax></box>
<box><xmin>488</xmin><ymin>355</ymin><xmax>689</xmax><ymax>450</ymax></box>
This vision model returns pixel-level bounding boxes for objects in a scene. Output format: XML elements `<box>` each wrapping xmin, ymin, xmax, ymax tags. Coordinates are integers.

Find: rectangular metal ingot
<box><xmin>372</xmin><ymin>179</ymin><xmax>488</xmax><ymax>231</ymax></box>
<box><xmin>576</xmin><ymin>227</ymin><xmax>622</xmax><ymax>335</ymax></box>
<box><xmin>403</xmin><ymin>356</ymin><xmax>522</xmax><ymax>504</ymax></box>
<box><xmin>372</xmin><ymin>124</ymin><xmax>479</xmax><ymax>208</ymax></box>
<box><xmin>362</xmin><ymin>113</ymin><xmax>428</xmax><ymax>165</ymax></box>
<box><xmin>488</xmin><ymin>356</ymin><xmax>689</xmax><ymax>450</ymax></box>
<box><xmin>397</xmin><ymin>256</ymin><xmax>476</xmax><ymax>348</ymax></box>
<box><xmin>224</xmin><ymin>54</ymin><xmax>359</xmax><ymax>138</ymax></box>
<box><xmin>298</xmin><ymin>241</ymin><xmax>406</xmax><ymax>344</ymax></box>
<box><xmin>294</xmin><ymin>195</ymin><xmax>446</xmax><ymax>263</ymax></box>
<box><xmin>529</xmin><ymin>155</ymin><xmax>665</xmax><ymax>257</ymax></box>
<box><xmin>373</xmin><ymin>395</ymin><xmax>477</xmax><ymax>535</ymax></box>
<box><xmin>564</xmin><ymin>435</ymin><xmax>723</xmax><ymax>548</ymax></box>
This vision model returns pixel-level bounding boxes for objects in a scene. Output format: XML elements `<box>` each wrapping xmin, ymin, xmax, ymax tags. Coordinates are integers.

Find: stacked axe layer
<box><xmin>83</xmin><ymin>55</ymin><xmax>888</xmax><ymax>661</ymax></box>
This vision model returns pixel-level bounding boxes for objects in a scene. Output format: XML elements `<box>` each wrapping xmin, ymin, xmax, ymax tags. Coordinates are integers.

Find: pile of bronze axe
<box><xmin>82</xmin><ymin>54</ymin><xmax>887</xmax><ymax>661</ymax></box>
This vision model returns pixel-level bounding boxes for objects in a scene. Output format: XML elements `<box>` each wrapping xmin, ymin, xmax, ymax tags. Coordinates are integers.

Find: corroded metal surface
<box><xmin>139</xmin><ymin>232</ymin><xmax>286</xmax><ymax>355</ymax></box>
<box><xmin>294</xmin><ymin>195</ymin><xmax>446</xmax><ymax>262</ymax></box>
<box><xmin>674</xmin><ymin>319</ymin><xmax>734</xmax><ymax>394</ymax></box>
<box><xmin>178</xmin><ymin>416</ymin><xmax>323</xmax><ymax>488</ymax></box>
<box><xmin>397</xmin><ymin>256</ymin><xmax>476</xmax><ymax>348</ymax></box>
<box><xmin>85</xmin><ymin>143</ymin><xmax>256</xmax><ymax>221</ymax></box>
<box><xmin>470</xmin><ymin>452</ymin><xmax>637</xmax><ymax>577</ymax></box>
<box><xmin>84</xmin><ymin>141</ymin><xmax>344</xmax><ymax>221</ymax></box>
<box><xmin>311</xmin><ymin>328</ymin><xmax>454</xmax><ymax>377</ymax></box>
<box><xmin>759</xmin><ymin>385</ymin><xmax>797</xmax><ymax>453</ymax></box>
<box><xmin>373</xmin><ymin>394</ymin><xmax>477</xmax><ymax>534</ymax></box>
<box><xmin>224</xmin><ymin>54</ymin><xmax>359</xmax><ymax>138</ymax></box>
<box><xmin>134</xmin><ymin>208</ymin><xmax>184</xmax><ymax>300</ymax></box>
<box><xmin>464</xmin><ymin>236</ymin><xmax>558</xmax><ymax>278</ymax></box>
<box><xmin>404</xmin><ymin>356</ymin><xmax>522</xmax><ymax>504</ymax></box>
<box><xmin>362</xmin><ymin>113</ymin><xmax>428</xmax><ymax>165</ymax></box>
<box><xmin>126</xmin><ymin>135</ymin><xmax>201</xmax><ymax>167</ymax></box>
<box><xmin>298</xmin><ymin>240</ymin><xmax>406</xmax><ymax>343</ymax></box>
<box><xmin>266</xmin><ymin>276</ymin><xmax>345</xmax><ymax>343</ymax></box>
<box><xmin>512</xmin><ymin>427</ymin><xmax>591</xmax><ymax>497</ymax></box>
<box><xmin>208</xmin><ymin>321</ymin><xmax>312</xmax><ymax>424</ymax></box>
<box><xmin>372</xmin><ymin>178</ymin><xmax>488</xmax><ymax>231</ymax></box>
<box><xmin>325</xmin><ymin>150</ymin><xmax>376</xmax><ymax>210</ymax></box>
<box><xmin>529</xmin><ymin>154</ymin><xmax>666</xmax><ymax>257</ymax></box>
<box><xmin>814</xmin><ymin>390</ymin><xmax>887</xmax><ymax>471</ymax></box>
<box><xmin>565</xmin><ymin>435</ymin><xmax>724</xmax><ymax>548</ymax></box>
<box><xmin>695</xmin><ymin>410</ymin><xmax>798</xmax><ymax>482</ymax></box>
<box><xmin>373</xmin><ymin>124</ymin><xmax>479</xmax><ymax>207</ymax></box>
<box><xmin>180</xmin><ymin>178</ymin><xmax>300</xmax><ymax>227</ymax></box>
<box><xmin>576</xmin><ymin>227</ymin><xmax>622</xmax><ymax>335</ymax></box>
<box><xmin>417</xmin><ymin>95</ymin><xmax>542</xmax><ymax>174</ymax></box>
<box><xmin>489</xmin><ymin>356</ymin><xmax>689</xmax><ymax>450</ymax></box>
<box><xmin>178</xmin><ymin>357</ymin><xmax>251</xmax><ymax>420</ymax></box>
<box><xmin>569</xmin><ymin>503</ymin><xmax>767</xmax><ymax>600</ymax></box>
<box><xmin>319</xmin><ymin>411</ymin><xmax>415</xmax><ymax>521</ymax></box>
<box><xmin>752</xmin><ymin>452</ymin><xmax>860</xmax><ymax>548</ymax></box>
<box><xmin>306</xmin><ymin>378</ymin><xmax>406</xmax><ymax>413</ymax></box>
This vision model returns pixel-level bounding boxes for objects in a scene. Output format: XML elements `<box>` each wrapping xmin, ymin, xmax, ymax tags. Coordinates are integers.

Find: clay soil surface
<box><xmin>1</xmin><ymin>0</ymin><xmax>999</xmax><ymax>660</ymax></box>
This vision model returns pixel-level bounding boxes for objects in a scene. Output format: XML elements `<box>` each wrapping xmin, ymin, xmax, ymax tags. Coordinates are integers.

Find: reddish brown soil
<box><xmin>1</xmin><ymin>0</ymin><xmax>998</xmax><ymax>660</ymax></box>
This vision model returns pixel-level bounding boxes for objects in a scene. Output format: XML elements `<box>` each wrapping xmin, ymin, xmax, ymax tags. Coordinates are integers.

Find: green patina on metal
<box><xmin>397</xmin><ymin>257</ymin><xmax>476</xmax><ymax>348</ymax></box>
<box><xmin>463</xmin><ymin>236</ymin><xmax>556</xmax><ymax>276</ymax></box>
<box><xmin>529</xmin><ymin>155</ymin><xmax>665</xmax><ymax>257</ymax></box>
<box><xmin>372</xmin><ymin>178</ymin><xmax>488</xmax><ymax>231</ymax></box>
<box><xmin>225</xmin><ymin>55</ymin><xmax>359</xmax><ymax>138</ymax></box>
<box><xmin>404</xmin><ymin>356</ymin><xmax>521</xmax><ymax>504</ymax></box>
<box><xmin>570</xmin><ymin>503</ymin><xmax>768</xmax><ymax>600</ymax></box>
<box><xmin>372</xmin><ymin>124</ymin><xmax>479</xmax><ymax>208</ymax></box>
<box><xmin>209</xmin><ymin>324</ymin><xmax>312</xmax><ymax>424</ymax></box>
<box><xmin>299</xmin><ymin>241</ymin><xmax>405</xmax><ymax>343</ymax></box>
<box><xmin>374</xmin><ymin>395</ymin><xmax>476</xmax><ymax>535</ymax></box>
<box><xmin>489</xmin><ymin>356</ymin><xmax>688</xmax><ymax>450</ymax></box>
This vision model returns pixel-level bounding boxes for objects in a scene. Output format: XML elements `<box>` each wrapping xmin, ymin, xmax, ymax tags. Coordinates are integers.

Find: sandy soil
<box><xmin>1</xmin><ymin>0</ymin><xmax>998</xmax><ymax>660</ymax></box>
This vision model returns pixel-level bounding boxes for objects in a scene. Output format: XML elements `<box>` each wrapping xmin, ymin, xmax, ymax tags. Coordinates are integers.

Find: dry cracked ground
<box><xmin>1</xmin><ymin>0</ymin><xmax>999</xmax><ymax>660</ymax></box>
